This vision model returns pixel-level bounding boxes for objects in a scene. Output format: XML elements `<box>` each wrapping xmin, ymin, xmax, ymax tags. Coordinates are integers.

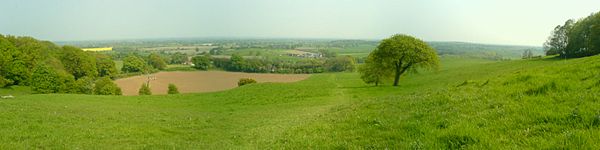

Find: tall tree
<box><xmin>544</xmin><ymin>19</ymin><xmax>573</xmax><ymax>56</ymax></box>
<box><xmin>122</xmin><ymin>55</ymin><xmax>148</xmax><ymax>73</ymax></box>
<box><xmin>148</xmin><ymin>53</ymin><xmax>167</xmax><ymax>70</ymax></box>
<box><xmin>192</xmin><ymin>55</ymin><xmax>211</xmax><ymax>70</ymax></box>
<box><xmin>95</xmin><ymin>54</ymin><xmax>118</xmax><ymax>78</ymax></box>
<box><xmin>61</xmin><ymin>46</ymin><xmax>98</xmax><ymax>79</ymax></box>
<box><xmin>365</xmin><ymin>34</ymin><xmax>439</xmax><ymax>86</ymax></box>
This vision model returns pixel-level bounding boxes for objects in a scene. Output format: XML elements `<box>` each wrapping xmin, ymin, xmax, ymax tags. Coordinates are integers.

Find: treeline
<box><xmin>0</xmin><ymin>35</ymin><xmax>121</xmax><ymax>95</ymax></box>
<box><xmin>191</xmin><ymin>54</ymin><xmax>356</xmax><ymax>74</ymax></box>
<box><xmin>544</xmin><ymin>11</ymin><xmax>600</xmax><ymax>58</ymax></box>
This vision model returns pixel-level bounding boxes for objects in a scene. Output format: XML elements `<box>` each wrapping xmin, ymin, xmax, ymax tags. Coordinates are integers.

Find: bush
<box><xmin>0</xmin><ymin>76</ymin><xmax>13</xmax><ymax>88</ymax></box>
<box><xmin>30</xmin><ymin>65</ymin><xmax>74</xmax><ymax>94</ymax></box>
<box><xmin>168</xmin><ymin>83</ymin><xmax>179</xmax><ymax>94</ymax></box>
<box><xmin>138</xmin><ymin>83</ymin><xmax>152</xmax><ymax>95</ymax></box>
<box><xmin>93</xmin><ymin>77</ymin><xmax>122</xmax><ymax>95</ymax></box>
<box><xmin>238</xmin><ymin>78</ymin><xmax>257</xmax><ymax>86</ymax></box>
<box><xmin>74</xmin><ymin>76</ymin><xmax>95</xmax><ymax>94</ymax></box>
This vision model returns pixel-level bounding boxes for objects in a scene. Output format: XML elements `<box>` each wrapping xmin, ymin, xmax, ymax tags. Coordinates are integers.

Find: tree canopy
<box><xmin>545</xmin><ymin>12</ymin><xmax>600</xmax><ymax>58</ymax></box>
<box><xmin>122</xmin><ymin>55</ymin><xmax>148</xmax><ymax>73</ymax></box>
<box><xmin>361</xmin><ymin>34</ymin><xmax>439</xmax><ymax>86</ymax></box>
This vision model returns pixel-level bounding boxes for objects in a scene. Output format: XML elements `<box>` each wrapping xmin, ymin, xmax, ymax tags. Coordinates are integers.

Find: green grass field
<box><xmin>1</xmin><ymin>55</ymin><xmax>599</xmax><ymax>148</ymax></box>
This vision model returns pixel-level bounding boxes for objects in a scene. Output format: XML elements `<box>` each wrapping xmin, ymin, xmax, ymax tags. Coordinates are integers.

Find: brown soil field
<box><xmin>115</xmin><ymin>71</ymin><xmax>311</xmax><ymax>96</ymax></box>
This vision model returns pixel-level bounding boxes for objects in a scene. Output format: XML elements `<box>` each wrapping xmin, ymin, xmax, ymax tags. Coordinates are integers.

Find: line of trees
<box><xmin>544</xmin><ymin>12</ymin><xmax>600</xmax><ymax>58</ymax></box>
<box><xmin>191</xmin><ymin>54</ymin><xmax>356</xmax><ymax>73</ymax></box>
<box><xmin>0</xmin><ymin>35</ymin><xmax>121</xmax><ymax>95</ymax></box>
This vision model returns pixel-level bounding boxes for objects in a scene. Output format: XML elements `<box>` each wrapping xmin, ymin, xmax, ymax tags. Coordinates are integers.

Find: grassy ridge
<box><xmin>1</xmin><ymin>56</ymin><xmax>599</xmax><ymax>148</ymax></box>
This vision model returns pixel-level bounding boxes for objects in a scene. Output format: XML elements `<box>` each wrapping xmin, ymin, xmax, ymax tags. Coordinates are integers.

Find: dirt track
<box><xmin>115</xmin><ymin>71</ymin><xmax>310</xmax><ymax>96</ymax></box>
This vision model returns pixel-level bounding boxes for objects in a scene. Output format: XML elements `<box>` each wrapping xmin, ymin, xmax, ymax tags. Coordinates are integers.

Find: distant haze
<box><xmin>1</xmin><ymin>0</ymin><xmax>599</xmax><ymax>46</ymax></box>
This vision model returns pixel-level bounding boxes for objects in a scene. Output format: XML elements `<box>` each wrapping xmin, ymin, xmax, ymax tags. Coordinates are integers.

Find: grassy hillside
<box><xmin>1</xmin><ymin>55</ymin><xmax>599</xmax><ymax>148</ymax></box>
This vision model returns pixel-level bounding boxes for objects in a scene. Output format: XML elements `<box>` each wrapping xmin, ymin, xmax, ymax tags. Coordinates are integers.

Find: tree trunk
<box><xmin>393</xmin><ymin>62</ymin><xmax>401</xmax><ymax>86</ymax></box>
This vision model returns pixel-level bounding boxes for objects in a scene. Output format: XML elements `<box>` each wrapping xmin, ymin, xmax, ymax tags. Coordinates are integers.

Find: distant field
<box><xmin>114</xmin><ymin>71</ymin><xmax>310</xmax><ymax>95</ymax></box>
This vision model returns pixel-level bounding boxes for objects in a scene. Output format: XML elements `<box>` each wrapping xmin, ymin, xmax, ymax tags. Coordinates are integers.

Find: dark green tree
<box><xmin>230</xmin><ymin>54</ymin><xmax>245</xmax><ymax>71</ymax></box>
<box><xmin>30</xmin><ymin>65</ymin><xmax>74</xmax><ymax>94</ymax></box>
<box><xmin>544</xmin><ymin>20</ymin><xmax>573</xmax><ymax>56</ymax></box>
<box><xmin>148</xmin><ymin>53</ymin><xmax>167</xmax><ymax>70</ymax></box>
<box><xmin>122</xmin><ymin>55</ymin><xmax>148</xmax><ymax>73</ymax></box>
<box><xmin>170</xmin><ymin>52</ymin><xmax>188</xmax><ymax>64</ymax></box>
<box><xmin>74</xmin><ymin>76</ymin><xmax>96</xmax><ymax>94</ymax></box>
<box><xmin>365</xmin><ymin>34</ymin><xmax>439</xmax><ymax>86</ymax></box>
<box><xmin>61</xmin><ymin>46</ymin><xmax>98</xmax><ymax>79</ymax></box>
<box><xmin>94</xmin><ymin>77</ymin><xmax>122</xmax><ymax>95</ymax></box>
<box><xmin>192</xmin><ymin>55</ymin><xmax>211</xmax><ymax>70</ymax></box>
<box><xmin>95</xmin><ymin>54</ymin><xmax>118</xmax><ymax>78</ymax></box>
<box><xmin>359</xmin><ymin>53</ymin><xmax>390</xmax><ymax>86</ymax></box>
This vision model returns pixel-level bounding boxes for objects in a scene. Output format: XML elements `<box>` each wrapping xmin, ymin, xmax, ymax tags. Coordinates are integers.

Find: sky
<box><xmin>1</xmin><ymin>0</ymin><xmax>599</xmax><ymax>46</ymax></box>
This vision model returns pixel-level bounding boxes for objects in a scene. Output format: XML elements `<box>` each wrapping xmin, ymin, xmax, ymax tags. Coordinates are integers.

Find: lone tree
<box><xmin>361</xmin><ymin>34</ymin><xmax>439</xmax><ymax>86</ymax></box>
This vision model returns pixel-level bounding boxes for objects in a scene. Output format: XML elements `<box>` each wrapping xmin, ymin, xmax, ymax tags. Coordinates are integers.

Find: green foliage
<box><xmin>319</xmin><ymin>49</ymin><xmax>337</xmax><ymax>58</ymax></box>
<box><xmin>168</xmin><ymin>83</ymin><xmax>179</xmax><ymax>94</ymax></box>
<box><xmin>30</xmin><ymin>65</ymin><xmax>74</xmax><ymax>94</ymax></box>
<box><xmin>61</xmin><ymin>46</ymin><xmax>98</xmax><ymax>79</ymax></box>
<box><xmin>169</xmin><ymin>52</ymin><xmax>188</xmax><ymax>64</ymax></box>
<box><xmin>230</xmin><ymin>54</ymin><xmax>245</xmax><ymax>71</ymax></box>
<box><xmin>0</xmin><ymin>37</ymin><xmax>31</xmax><ymax>85</ymax></box>
<box><xmin>138</xmin><ymin>83</ymin><xmax>152</xmax><ymax>95</ymax></box>
<box><xmin>358</xmin><ymin>54</ymin><xmax>390</xmax><ymax>86</ymax></box>
<box><xmin>192</xmin><ymin>55</ymin><xmax>211</xmax><ymax>70</ymax></box>
<box><xmin>0</xmin><ymin>76</ymin><xmax>13</xmax><ymax>88</ymax></box>
<box><xmin>122</xmin><ymin>55</ymin><xmax>148</xmax><ymax>73</ymax></box>
<box><xmin>93</xmin><ymin>77</ymin><xmax>122</xmax><ymax>95</ymax></box>
<box><xmin>148</xmin><ymin>53</ymin><xmax>167</xmax><ymax>70</ymax></box>
<box><xmin>544</xmin><ymin>20</ymin><xmax>572</xmax><ymax>55</ymax></box>
<box><xmin>95</xmin><ymin>54</ymin><xmax>118</xmax><ymax>78</ymax></box>
<box><xmin>548</xmin><ymin>11</ymin><xmax>600</xmax><ymax>58</ymax></box>
<box><xmin>324</xmin><ymin>56</ymin><xmax>356</xmax><ymax>72</ymax></box>
<box><xmin>238</xmin><ymin>78</ymin><xmax>257</xmax><ymax>86</ymax></box>
<box><xmin>73</xmin><ymin>76</ymin><xmax>96</xmax><ymax>94</ymax></box>
<box><xmin>366</xmin><ymin>34</ymin><xmax>439</xmax><ymax>86</ymax></box>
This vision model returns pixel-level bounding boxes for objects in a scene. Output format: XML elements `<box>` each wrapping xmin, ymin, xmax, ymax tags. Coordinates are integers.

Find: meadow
<box><xmin>1</xmin><ymin>54</ymin><xmax>598</xmax><ymax>148</ymax></box>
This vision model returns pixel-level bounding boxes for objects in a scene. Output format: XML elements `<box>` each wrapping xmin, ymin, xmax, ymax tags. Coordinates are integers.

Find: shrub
<box><xmin>168</xmin><ymin>83</ymin><xmax>179</xmax><ymax>94</ymax></box>
<box><xmin>138</xmin><ymin>83</ymin><xmax>152</xmax><ymax>95</ymax></box>
<box><xmin>74</xmin><ymin>76</ymin><xmax>95</xmax><ymax>94</ymax></box>
<box><xmin>0</xmin><ymin>76</ymin><xmax>13</xmax><ymax>88</ymax></box>
<box><xmin>238</xmin><ymin>78</ymin><xmax>257</xmax><ymax>86</ymax></box>
<box><xmin>30</xmin><ymin>65</ymin><xmax>74</xmax><ymax>94</ymax></box>
<box><xmin>94</xmin><ymin>77</ymin><xmax>122</xmax><ymax>95</ymax></box>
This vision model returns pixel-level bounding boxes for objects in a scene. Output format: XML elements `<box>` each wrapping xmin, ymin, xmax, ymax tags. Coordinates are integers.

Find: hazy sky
<box><xmin>1</xmin><ymin>0</ymin><xmax>599</xmax><ymax>46</ymax></box>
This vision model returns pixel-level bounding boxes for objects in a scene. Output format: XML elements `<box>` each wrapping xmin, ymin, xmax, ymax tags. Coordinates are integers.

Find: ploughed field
<box><xmin>115</xmin><ymin>71</ymin><xmax>310</xmax><ymax>95</ymax></box>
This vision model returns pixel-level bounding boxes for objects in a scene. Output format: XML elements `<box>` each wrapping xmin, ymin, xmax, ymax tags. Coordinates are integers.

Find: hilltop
<box><xmin>1</xmin><ymin>54</ymin><xmax>598</xmax><ymax>148</ymax></box>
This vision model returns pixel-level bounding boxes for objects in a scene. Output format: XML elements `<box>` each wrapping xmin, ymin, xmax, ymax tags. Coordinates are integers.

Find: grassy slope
<box><xmin>1</xmin><ymin>56</ymin><xmax>599</xmax><ymax>148</ymax></box>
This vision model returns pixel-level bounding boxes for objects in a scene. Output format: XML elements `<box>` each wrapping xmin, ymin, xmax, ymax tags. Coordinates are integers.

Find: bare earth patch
<box><xmin>115</xmin><ymin>71</ymin><xmax>310</xmax><ymax>96</ymax></box>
